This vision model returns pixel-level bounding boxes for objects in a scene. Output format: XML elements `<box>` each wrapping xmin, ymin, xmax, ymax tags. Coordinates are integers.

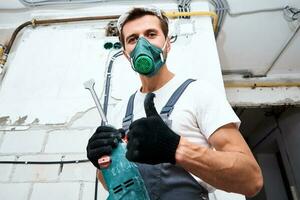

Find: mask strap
<box><xmin>160</xmin><ymin>38</ymin><xmax>168</xmax><ymax>62</ymax></box>
<box><xmin>130</xmin><ymin>57</ymin><xmax>137</xmax><ymax>72</ymax></box>
<box><xmin>160</xmin><ymin>53</ymin><xmax>164</xmax><ymax>63</ymax></box>
<box><xmin>161</xmin><ymin>38</ymin><xmax>168</xmax><ymax>51</ymax></box>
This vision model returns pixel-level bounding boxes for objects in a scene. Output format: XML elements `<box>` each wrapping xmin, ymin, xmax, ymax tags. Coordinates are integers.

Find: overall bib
<box><xmin>122</xmin><ymin>79</ymin><xmax>209</xmax><ymax>200</ymax></box>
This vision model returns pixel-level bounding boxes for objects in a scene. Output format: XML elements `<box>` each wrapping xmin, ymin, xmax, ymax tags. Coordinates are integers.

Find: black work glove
<box><xmin>126</xmin><ymin>93</ymin><xmax>181</xmax><ymax>165</ymax></box>
<box><xmin>87</xmin><ymin>126</ymin><xmax>125</xmax><ymax>169</ymax></box>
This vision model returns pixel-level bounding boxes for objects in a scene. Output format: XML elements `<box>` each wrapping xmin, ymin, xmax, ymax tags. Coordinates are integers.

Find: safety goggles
<box><xmin>117</xmin><ymin>6</ymin><xmax>164</xmax><ymax>33</ymax></box>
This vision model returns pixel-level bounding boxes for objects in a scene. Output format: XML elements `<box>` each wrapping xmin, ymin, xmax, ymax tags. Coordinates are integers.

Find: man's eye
<box><xmin>148</xmin><ymin>32</ymin><xmax>156</xmax><ymax>37</ymax></box>
<box><xmin>128</xmin><ymin>37</ymin><xmax>137</xmax><ymax>44</ymax></box>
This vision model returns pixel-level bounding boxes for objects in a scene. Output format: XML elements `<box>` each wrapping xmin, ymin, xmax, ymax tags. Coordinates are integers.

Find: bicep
<box><xmin>208</xmin><ymin>123</ymin><xmax>254</xmax><ymax>158</ymax></box>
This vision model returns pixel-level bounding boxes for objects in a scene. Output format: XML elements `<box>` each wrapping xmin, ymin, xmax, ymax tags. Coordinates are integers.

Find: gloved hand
<box><xmin>126</xmin><ymin>93</ymin><xmax>181</xmax><ymax>165</ymax></box>
<box><xmin>87</xmin><ymin>126</ymin><xmax>125</xmax><ymax>169</ymax></box>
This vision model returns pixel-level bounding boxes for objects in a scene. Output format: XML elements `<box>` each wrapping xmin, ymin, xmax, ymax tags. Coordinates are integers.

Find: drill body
<box><xmin>101</xmin><ymin>141</ymin><xmax>150</xmax><ymax>200</ymax></box>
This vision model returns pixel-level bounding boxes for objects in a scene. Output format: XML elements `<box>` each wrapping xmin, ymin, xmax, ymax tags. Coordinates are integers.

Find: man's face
<box><xmin>122</xmin><ymin>15</ymin><xmax>170</xmax><ymax>56</ymax></box>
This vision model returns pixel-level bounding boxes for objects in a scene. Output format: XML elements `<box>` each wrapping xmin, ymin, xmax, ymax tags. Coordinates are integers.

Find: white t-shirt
<box><xmin>110</xmin><ymin>75</ymin><xmax>240</xmax><ymax>191</ymax></box>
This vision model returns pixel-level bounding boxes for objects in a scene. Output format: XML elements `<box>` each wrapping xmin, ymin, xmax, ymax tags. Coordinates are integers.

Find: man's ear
<box><xmin>166</xmin><ymin>37</ymin><xmax>171</xmax><ymax>53</ymax></box>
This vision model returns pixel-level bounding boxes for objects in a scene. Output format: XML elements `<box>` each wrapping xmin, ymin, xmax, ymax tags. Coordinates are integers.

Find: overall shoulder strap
<box><xmin>122</xmin><ymin>91</ymin><xmax>136</xmax><ymax>131</ymax></box>
<box><xmin>160</xmin><ymin>79</ymin><xmax>196</xmax><ymax>119</ymax></box>
<box><xmin>122</xmin><ymin>79</ymin><xmax>196</xmax><ymax>130</ymax></box>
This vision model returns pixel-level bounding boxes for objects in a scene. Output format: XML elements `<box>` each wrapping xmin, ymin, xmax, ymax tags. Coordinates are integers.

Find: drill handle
<box><xmin>98</xmin><ymin>130</ymin><xmax>125</xmax><ymax>169</ymax></box>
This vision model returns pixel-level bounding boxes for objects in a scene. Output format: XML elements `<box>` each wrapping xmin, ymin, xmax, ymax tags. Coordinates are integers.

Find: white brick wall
<box><xmin>44</xmin><ymin>130</ymin><xmax>92</xmax><ymax>153</ymax></box>
<box><xmin>0</xmin><ymin>131</ymin><xmax>46</xmax><ymax>154</ymax></box>
<box><xmin>59</xmin><ymin>154</ymin><xmax>95</xmax><ymax>182</ymax></box>
<box><xmin>0</xmin><ymin>131</ymin><xmax>4</xmax><ymax>147</ymax></box>
<box><xmin>12</xmin><ymin>155</ymin><xmax>61</xmax><ymax>182</ymax></box>
<box><xmin>70</xmin><ymin>108</ymin><xmax>102</xmax><ymax>128</ymax></box>
<box><xmin>0</xmin><ymin>156</ymin><xmax>15</xmax><ymax>182</ymax></box>
<box><xmin>0</xmin><ymin>128</ymin><xmax>99</xmax><ymax>200</ymax></box>
<box><xmin>30</xmin><ymin>182</ymin><xmax>81</xmax><ymax>200</ymax></box>
<box><xmin>0</xmin><ymin>183</ymin><xmax>31</xmax><ymax>200</ymax></box>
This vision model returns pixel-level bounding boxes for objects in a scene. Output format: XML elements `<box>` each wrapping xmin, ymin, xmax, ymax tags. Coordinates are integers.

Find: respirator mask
<box><xmin>128</xmin><ymin>37</ymin><xmax>168</xmax><ymax>77</ymax></box>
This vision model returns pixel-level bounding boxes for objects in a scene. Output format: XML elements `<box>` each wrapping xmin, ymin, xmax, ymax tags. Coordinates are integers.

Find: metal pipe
<box><xmin>93</xmin><ymin>50</ymin><xmax>123</xmax><ymax>200</ymax></box>
<box><xmin>2</xmin><ymin>11</ymin><xmax>217</xmax><ymax>66</ymax></box>
<box><xmin>214</xmin><ymin>0</ymin><xmax>226</xmax><ymax>37</ymax></box>
<box><xmin>33</xmin><ymin>15</ymin><xmax>120</xmax><ymax>25</ymax></box>
<box><xmin>0</xmin><ymin>45</ymin><xmax>4</xmax><ymax>58</ymax></box>
<box><xmin>220</xmin><ymin>6</ymin><xmax>300</xmax><ymax>77</ymax></box>
<box><xmin>0</xmin><ymin>48</ymin><xmax>5</xmax><ymax>75</ymax></box>
<box><xmin>21</xmin><ymin>0</ymin><xmax>107</xmax><ymax>7</ymax></box>
<box><xmin>227</xmin><ymin>7</ymin><xmax>285</xmax><ymax>17</ymax></box>
<box><xmin>5</xmin><ymin>21</ymin><xmax>32</xmax><ymax>55</ymax></box>
<box><xmin>261</xmin><ymin>23</ymin><xmax>300</xmax><ymax>76</ymax></box>
<box><xmin>224</xmin><ymin>81</ymin><xmax>300</xmax><ymax>88</ymax></box>
<box><xmin>4</xmin><ymin>15</ymin><xmax>119</xmax><ymax>55</ymax></box>
<box><xmin>222</xmin><ymin>69</ymin><xmax>253</xmax><ymax>77</ymax></box>
<box><xmin>0</xmin><ymin>44</ymin><xmax>4</xmax><ymax>69</ymax></box>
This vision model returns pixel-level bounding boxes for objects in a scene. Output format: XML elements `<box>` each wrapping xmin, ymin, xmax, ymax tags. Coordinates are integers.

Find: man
<box><xmin>87</xmin><ymin>6</ymin><xmax>263</xmax><ymax>199</ymax></box>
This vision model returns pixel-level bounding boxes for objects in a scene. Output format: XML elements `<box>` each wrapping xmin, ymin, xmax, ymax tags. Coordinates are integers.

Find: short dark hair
<box><xmin>118</xmin><ymin>8</ymin><xmax>169</xmax><ymax>48</ymax></box>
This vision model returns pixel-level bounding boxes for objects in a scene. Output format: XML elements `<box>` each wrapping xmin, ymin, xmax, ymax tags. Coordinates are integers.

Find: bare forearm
<box><xmin>175</xmin><ymin>138</ymin><xmax>263</xmax><ymax>197</ymax></box>
<box><xmin>97</xmin><ymin>170</ymin><xmax>108</xmax><ymax>190</ymax></box>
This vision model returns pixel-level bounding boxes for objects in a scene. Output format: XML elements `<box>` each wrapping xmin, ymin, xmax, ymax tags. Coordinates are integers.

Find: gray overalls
<box><xmin>122</xmin><ymin>79</ymin><xmax>209</xmax><ymax>200</ymax></box>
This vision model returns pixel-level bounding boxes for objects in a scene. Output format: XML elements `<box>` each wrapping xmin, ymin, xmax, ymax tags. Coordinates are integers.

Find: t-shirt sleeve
<box><xmin>195</xmin><ymin>82</ymin><xmax>241</xmax><ymax>140</ymax></box>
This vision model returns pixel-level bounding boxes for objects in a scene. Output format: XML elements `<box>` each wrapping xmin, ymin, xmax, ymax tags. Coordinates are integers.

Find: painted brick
<box><xmin>0</xmin><ymin>183</ymin><xmax>31</xmax><ymax>200</ymax></box>
<box><xmin>0</xmin><ymin>126</ymin><xmax>31</xmax><ymax>131</ymax></box>
<box><xmin>82</xmin><ymin>182</ymin><xmax>108</xmax><ymax>200</ymax></box>
<box><xmin>59</xmin><ymin>154</ymin><xmax>95</xmax><ymax>182</ymax></box>
<box><xmin>12</xmin><ymin>155</ymin><xmax>61</xmax><ymax>182</ymax></box>
<box><xmin>70</xmin><ymin>108</ymin><xmax>101</xmax><ymax>128</ymax></box>
<box><xmin>0</xmin><ymin>131</ymin><xmax>46</xmax><ymax>153</ymax></box>
<box><xmin>30</xmin><ymin>182</ymin><xmax>80</xmax><ymax>200</ymax></box>
<box><xmin>0</xmin><ymin>131</ymin><xmax>4</xmax><ymax>146</ymax></box>
<box><xmin>0</xmin><ymin>156</ymin><xmax>15</xmax><ymax>181</ymax></box>
<box><xmin>44</xmin><ymin>130</ymin><xmax>92</xmax><ymax>153</ymax></box>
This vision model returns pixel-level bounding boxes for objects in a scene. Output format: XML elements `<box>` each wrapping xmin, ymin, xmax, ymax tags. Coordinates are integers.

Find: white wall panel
<box><xmin>226</xmin><ymin>0</ymin><xmax>287</xmax><ymax>14</ymax></box>
<box><xmin>0</xmin><ymin>1</ymin><xmax>226</xmax><ymax>126</ymax></box>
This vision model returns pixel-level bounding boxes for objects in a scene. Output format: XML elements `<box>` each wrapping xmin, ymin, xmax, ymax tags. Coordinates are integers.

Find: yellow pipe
<box><xmin>0</xmin><ymin>45</ymin><xmax>3</xmax><ymax>58</ymax></box>
<box><xmin>2</xmin><ymin>11</ymin><xmax>218</xmax><ymax>67</ymax></box>
<box><xmin>0</xmin><ymin>45</ymin><xmax>5</xmax><ymax>67</ymax></box>
<box><xmin>166</xmin><ymin>11</ymin><xmax>218</xmax><ymax>32</ymax></box>
<box><xmin>224</xmin><ymin>82</ymin><xmax>300</xmax><ymax>88</ymax></box>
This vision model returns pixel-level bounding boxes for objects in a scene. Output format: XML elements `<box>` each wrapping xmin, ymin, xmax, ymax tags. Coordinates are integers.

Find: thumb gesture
<box><xmin>144</xmin><ymin>93</ymin><xmax>161</xmax><ymax>118</ymax></box>
<box><xmin>126</xmin><ymin>92</ymin><xmax>181</xmax><ymax>165</ymax></box>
